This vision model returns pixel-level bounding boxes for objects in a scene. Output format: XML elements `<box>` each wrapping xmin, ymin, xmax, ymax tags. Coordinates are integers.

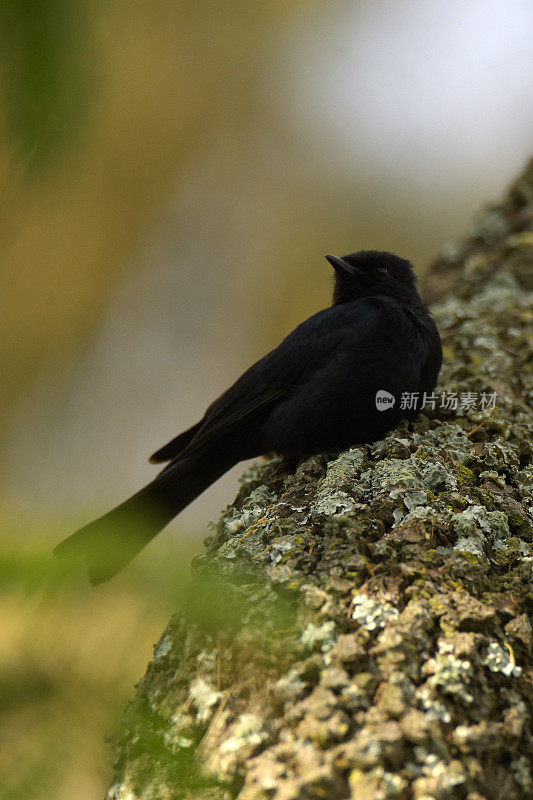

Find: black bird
<box><xmin>55</xmin><ymin>251</ymin><xmax>442</xmax><ymax>583</ymax></box>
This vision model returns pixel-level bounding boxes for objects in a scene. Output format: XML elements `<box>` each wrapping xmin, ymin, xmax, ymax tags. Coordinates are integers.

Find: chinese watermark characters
<box><xmin>399</xmin><ymin>390</ymin><xmax>497</xmax><ymax>412</ymax></box>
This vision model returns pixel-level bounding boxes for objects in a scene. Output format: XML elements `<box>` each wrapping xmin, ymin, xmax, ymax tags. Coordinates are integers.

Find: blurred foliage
<box><xmin>0</xmin><ymin>516</ymin><xmax>198</xmax><ymax>800</ymax></box>
<box><xmin>0</xmin><ymin>0</ymin><xmax>299</xmax><ymax>435</ymax></box>
<box><xmin>0</xmin><ymin>513</ymin><xmax>302</xmax><ymax>800</ymax></box>
<box><xmin>0</xmin><ymin>0</ymin><xmax>91</xmax><ymax>166</ymax></box>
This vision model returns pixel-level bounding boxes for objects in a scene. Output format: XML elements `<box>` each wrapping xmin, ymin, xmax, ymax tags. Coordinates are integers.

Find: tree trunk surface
<box><xmin>107</xmin><ymin>160</ymin><xmax>533</xmax><ymax>800</ymax></box>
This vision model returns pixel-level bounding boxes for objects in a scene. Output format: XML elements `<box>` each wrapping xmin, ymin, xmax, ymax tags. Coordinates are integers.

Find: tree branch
<box><xmin>107</xmin><ymin>159</ymin><xmax>533</xmax><ymax>800</ymax></box>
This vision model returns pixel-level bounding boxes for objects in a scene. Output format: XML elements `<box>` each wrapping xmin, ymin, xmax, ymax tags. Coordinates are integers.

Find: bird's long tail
<box><xmin>54</xmin><ymin>448</ymin><xmax>236</xmax><ymax>584</ymax></box>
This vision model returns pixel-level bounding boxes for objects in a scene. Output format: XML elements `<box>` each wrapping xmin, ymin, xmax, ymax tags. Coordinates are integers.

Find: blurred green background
<box><xmin>1</xmin><ymin>1</ymin><xmax>532</xmax><ymax>797</ymax></box>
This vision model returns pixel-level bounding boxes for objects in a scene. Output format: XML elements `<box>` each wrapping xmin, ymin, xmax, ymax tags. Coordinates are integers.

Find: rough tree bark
<box><xmin>107</xmin><ymin>160</ymin><xmax>533</xmax><ymax>800</ymax></box>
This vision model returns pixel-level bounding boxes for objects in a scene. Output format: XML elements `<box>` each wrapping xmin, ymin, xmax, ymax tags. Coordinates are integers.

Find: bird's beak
<box><xmin>325</xmin><ymin>254</ymin><xmax>362</xmax><ymax>277</ymax></box>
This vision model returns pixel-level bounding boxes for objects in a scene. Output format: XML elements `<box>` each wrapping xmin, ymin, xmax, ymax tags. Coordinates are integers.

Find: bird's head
<box><xmin>326</xmin><ymin>250</ymin><xmax>420</xmax><ymax>306</ymax></box>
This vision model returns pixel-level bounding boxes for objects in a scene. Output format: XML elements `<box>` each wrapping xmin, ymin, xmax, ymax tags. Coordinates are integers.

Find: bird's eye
<box><xmin>376</xmin><ymin>267</ymin><xmax>389</xmax><ymax>278</ymax></box>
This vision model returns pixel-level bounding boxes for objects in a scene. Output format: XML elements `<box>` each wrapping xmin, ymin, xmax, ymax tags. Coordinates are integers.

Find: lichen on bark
<box><xmin>107</xmin><ymin>161</ymin><xmax>533</xmax><ymax>800</ymax></box>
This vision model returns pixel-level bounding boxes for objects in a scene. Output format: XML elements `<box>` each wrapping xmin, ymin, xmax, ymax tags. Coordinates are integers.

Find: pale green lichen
<box><xmin>313</xmin><ymin>488</ymin><xmax>357</xmax><ymax>516</ymax></box>
<box><xmin>220</xmin><ymin>714</ymin><xmax>268</xmax><ymax>754</ymax></box>
<box><xmin>301</xmin><ymin>620</ymin><xmax>336</xmax><ymax>651</ymax></box>
<box><xmin>189</xmin><ymin>678</ymin><xmax>224</xmax><ymax>723</ymax></box>
<box><xmin>512</xmin><ymin>756</ymin><xmax>533</xmax><ymax>792</ymax></box>
<box><xmin>470</xmin><ymin>270</ymin><xmax>521</xmax><ymax>310</ymax></box>
<box><xmin>415</xmin><ymin>685</ymin><xmax>452</xmax><ymax>723</ymax></box>
<box><xmin>153</xmin><ymin>632</ymin><xmax>172</xmax><ymax>661</ymax></box>
<box><xmin>351</xmin><ymin>595</ymin><xmax>399</xmax><ymax>631</ymax></box>
<box><xmin>452</xmin><ymin>504</ymin><xmax>511</xmax><ymax>558</ymax></box>
<box><xmin>220</xmin><ymin>484</ymin><xmax>276</xmax><ymax>535</ymax></box>
<box><xmin>483</xmin><ymin>642</ymin><xmax>522</xmax><ymax>678</ymax></box>
<box><xmin>313</xmin><ymin>448</ymin><xmax>366</xmax><ymax>514</ymax></box>
<box><xmin>360</xmin><ymin>458</ymin><xmax>421</xmax><ymax>492</ymax></box>
<box><xmin>421</xmin><ymin>641</ymin><xmax>474</xmax><ymax>704</ymax></box>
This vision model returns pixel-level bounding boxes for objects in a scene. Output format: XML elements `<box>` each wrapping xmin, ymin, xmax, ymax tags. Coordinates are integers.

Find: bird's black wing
<box><xmin>150</xmin><ymin>384</ymin><xmax>287</xmax><ymax>465</ymax></box>
<box><xmin>150</xmin><ymin>305</ymin><xmax>359</xmax><ymax>463</ymax></box>
<box><xmin>149</xmin><ymin>421</ymin><xmax>203</xmax><ymax>463</ymax></box>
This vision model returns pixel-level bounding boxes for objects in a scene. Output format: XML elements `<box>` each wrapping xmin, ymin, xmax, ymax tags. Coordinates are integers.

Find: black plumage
<box><xmin>55</xmin><ymin>250</ymin><xmax>442</xmax><ymax>583</ymax></box>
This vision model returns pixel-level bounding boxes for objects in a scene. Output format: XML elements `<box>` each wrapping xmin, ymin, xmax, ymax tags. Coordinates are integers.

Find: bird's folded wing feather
<box><xmin>149</xmin><ymin>301</ymin><xmax>381</xmax><ymax>464</ymax></box>
<box><xmin>168</xmin><ymin>350</ymin><xmax>305</xmax><ymax>460</ymax></box>
<box><xmin>153</xmin><ymin>309</ymin><xmax>362</xmax><ymax>463</ymax></box>
<box><xmin>149</xmin><ymin>364</ymin><xmax>290</xmax><ymax>465</ymax></box>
